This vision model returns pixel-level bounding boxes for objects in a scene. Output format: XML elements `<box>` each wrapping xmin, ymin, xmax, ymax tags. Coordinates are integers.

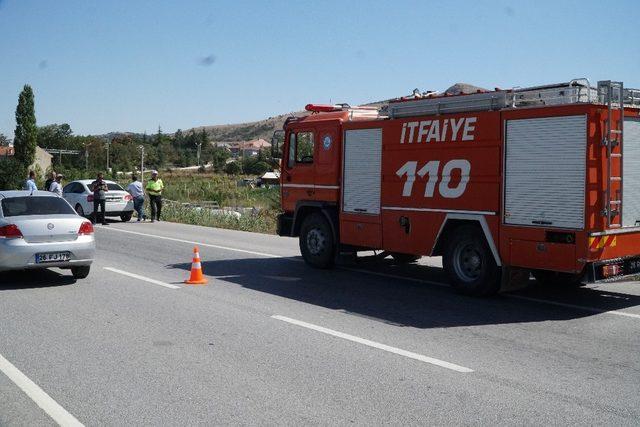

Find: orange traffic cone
<box><xmin>184</xmin><ymin>246</ymin><xmax>208</xmax><ymax>285</ymax></box>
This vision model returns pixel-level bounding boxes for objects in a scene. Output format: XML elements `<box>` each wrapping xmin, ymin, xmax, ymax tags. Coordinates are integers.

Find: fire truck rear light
<box><xmin>601</xmin><ymin>264</ymin><xmax>622</xmax><ymax>278</ymax></box>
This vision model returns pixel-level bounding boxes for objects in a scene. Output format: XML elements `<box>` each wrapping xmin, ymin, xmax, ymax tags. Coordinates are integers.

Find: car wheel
<box><xmin>75</xmin><ymin>204</ymin><xmax>85</xmax><ymax>217</ymax></box>
<box><xmin>299</xmin><ymin>212</ymin><xmax>335</xmax><ymax>269</ymax></box>
<box><xmin>390</xmin><ymin>253</ymin><xmax>420</xmax><ymax>264</ymax></box>
<box><xmin>532</xmin><ymin>270</ymin><xmax>585</xmax><ymax>288</ymax></box>
<box><xmin>443</xmin><ymin>225</ymin><xmax>501</xmax><ymax>296</ymax></box>
<box><xmin>120</xmin><ymin>212</ymin><xmax>132</xmax><ymax>222</ymax></box>
<box><xmin>71</xmin><ymin>266</ymin><xmax>90</xmax><ymax>279</ymax></box>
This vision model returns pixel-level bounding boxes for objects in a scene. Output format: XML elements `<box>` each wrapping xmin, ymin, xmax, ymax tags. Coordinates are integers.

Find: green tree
<box><xmin>224</xmin><ymin>161</ymin><xmax>242</xmax><ymax>175</ymax></box>
<box><xmin>0</xmin><ymin>133</ymin><xmax>10</xmax><ymax>146</ymax></box>
<box><xmin>13</xmin><ymin>85</ymin><xmax>37</xmax><ymax>172</ymax></box>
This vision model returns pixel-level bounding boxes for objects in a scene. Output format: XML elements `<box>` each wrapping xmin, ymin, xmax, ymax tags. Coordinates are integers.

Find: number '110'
<box><xmin>396</xmin><ymin>159</ymin><xmax>471</xmax><ymax>199</ymax></box>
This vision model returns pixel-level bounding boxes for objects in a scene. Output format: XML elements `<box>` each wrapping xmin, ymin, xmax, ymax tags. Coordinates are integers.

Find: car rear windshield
<box><xmin>1</xmin><ymin>196</ymin><xmax>76</xmax><ymax>217</ymax></box>
<box><xmin>107</xmin><ymin>183</ymin><xmax>124</xmax><ymax>191</ymax></box>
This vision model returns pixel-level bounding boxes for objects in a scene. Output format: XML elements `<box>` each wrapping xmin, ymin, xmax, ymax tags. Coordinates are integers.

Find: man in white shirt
<box><xmin>49</xmin><ymin>174</ymin><xmax>63</xmax><ymax>197</ymax></box>
<box><xmin>126</xmin><ymin>174</ymin><xmax>146</xmax><ymax>221</ymax></box>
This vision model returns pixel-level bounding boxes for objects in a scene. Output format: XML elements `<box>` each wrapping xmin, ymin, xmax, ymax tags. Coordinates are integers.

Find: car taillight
<box><xmin>78</xmin><ymin>221</ymin><xmax>94</xmax><ymax>235</ymax></box>
<box><xmin>0</xmin><ymin>224</ymin><xmax>23</xmax><ymax>239</ymax></box>
<box><xmin>124</xmin><ymin>194</ymin><xmax>132</xmax><ymax>201</ymax></box>
<box><xmin>87</xmin><ymin>194</ymin><xmax>94</xmax><ymax>202</ymax></box>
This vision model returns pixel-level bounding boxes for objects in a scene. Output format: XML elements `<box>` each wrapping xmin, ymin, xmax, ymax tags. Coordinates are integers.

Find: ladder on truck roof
<box><xmin>384</xmin><ymin>78</ymin><xmax>640</xmax><ymax>118</ymax></box>
<box><xmin>599</xmin><ymin>80</ymin><xmax>625</xmax><ymax>228</ymax></box>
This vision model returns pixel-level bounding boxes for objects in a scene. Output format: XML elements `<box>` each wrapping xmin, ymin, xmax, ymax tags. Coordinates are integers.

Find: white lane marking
<box><xmin>100</xmin><ymin>227</ymin><xmax>640</xmax><ymax>321</ymax></box>
<box><xmin>509</xmin><ymin>295</ymin><xmax>640</xmax><ymax>319</ymax></box>
<box><xmin>0</xmin><ymin>353</ymin><xmax>84</xmax><ymax>426</ymax></box>
<box><xmin>102</xmin><ymin>227</ymin><xmax>281</xmax><ymax>258</ymax></box>
<box><xmin>271</xmin><ymin>315</ymin><xmax>473</xmax><ymax>373</ymax></box>
<box><xmin>104</xmin><ymin>267</ymin><xmax>180</xmax><ymax>289</ymax></box>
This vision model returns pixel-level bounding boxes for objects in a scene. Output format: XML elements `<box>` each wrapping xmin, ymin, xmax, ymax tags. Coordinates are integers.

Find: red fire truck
<box><xmin>274</xmin><ymin>79</ymin><xmax>640</xmax><ymax>295</ymax></box>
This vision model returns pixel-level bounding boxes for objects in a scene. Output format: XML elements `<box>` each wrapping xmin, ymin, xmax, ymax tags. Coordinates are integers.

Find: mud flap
<box><xmin>500</xmin><ymin>266</ymin><xmax>530</xmax><ymax>292</ymax></box>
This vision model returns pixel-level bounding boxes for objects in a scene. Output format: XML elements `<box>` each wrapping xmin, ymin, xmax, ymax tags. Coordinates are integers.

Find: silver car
<box><xmin>0</xmin><ymin>190</ymin><xmax>95</xmax><ymax>279</ymax></box>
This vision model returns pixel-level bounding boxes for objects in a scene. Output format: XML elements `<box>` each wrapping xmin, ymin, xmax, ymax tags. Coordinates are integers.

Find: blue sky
<box><xmin>1</xmin><ymin>0</ymin><xmax>638</xmax><ymax>136</ymax></box>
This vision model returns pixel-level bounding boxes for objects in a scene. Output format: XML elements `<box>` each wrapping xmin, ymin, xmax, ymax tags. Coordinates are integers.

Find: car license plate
<box><xmin>36</xmin><ymin>252</ymin><xmax>71</xmax><ymax>263</ymax></box>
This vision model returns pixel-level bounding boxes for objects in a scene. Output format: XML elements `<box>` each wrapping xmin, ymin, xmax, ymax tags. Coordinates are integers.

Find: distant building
<box><xmin>0</xmin><ymin>146</ymin><xmax>15</xmax><ymax>157</ymax></box>
<box><xmin>33</xmin><ymin>146</ymin><xmax>53</xmax><ymax>174</ymax></box>
<box><xmin>228</xmin><ymin>139</ymin><xmax>271</xmax><ymax>157</ymax></box>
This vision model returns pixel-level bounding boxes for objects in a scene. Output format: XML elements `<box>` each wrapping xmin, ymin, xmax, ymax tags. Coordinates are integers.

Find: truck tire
<box><xmin>443</xmin><ymin>225</ymin><xmax>501</xmax><ymax>296</ymax></box>
<box><xmin>390</xmin><ymin>253</ymin><xmax>420</xmax><ymax>264</ymax></box>
<box><xmin>71</xmin><ymin>266</ymin><xmax>91</xmax><ymax>279</ymax></box>
<box><xmin>299</xmin><ymin>212</ymin><xmax>335</xmax><ymax>269</ymax></box>
<box><xmin>532</xmin><ymin>270</ymin><xmax>585</xmax><ymax>288</ymax></box>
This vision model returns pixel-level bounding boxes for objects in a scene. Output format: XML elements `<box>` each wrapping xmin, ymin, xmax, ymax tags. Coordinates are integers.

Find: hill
<box><xmin>96</xmin><ymin>83</ymin><xmax>487</xmax><ymax>142</ymax></box>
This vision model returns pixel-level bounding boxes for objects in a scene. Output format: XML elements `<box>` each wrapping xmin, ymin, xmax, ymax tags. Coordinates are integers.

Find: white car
<box><xmin>0</xmin><ymin>190</ymin><xmax>95</xmax><ymax>278</ymax></box>
<box><xmin>63</xmin><ymin>179</ymin><xmax>135</xmax><ymax>222</ymax></box>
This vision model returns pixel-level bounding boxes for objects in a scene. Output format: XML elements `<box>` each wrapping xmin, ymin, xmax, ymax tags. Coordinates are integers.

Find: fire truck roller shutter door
<box><xmin>342</xmin><ymin>128</ymin><xmax>382</xmax><ymax>215</ymax></box>
<box><xmin>504</xmin><ymin>115</ymin><xmax>587</xmax><ymax>229</ymax></box>
<box><xmin>622</xmin><ymin>118</ymin><xmax>640</xmax><ymax>227</ymax></box>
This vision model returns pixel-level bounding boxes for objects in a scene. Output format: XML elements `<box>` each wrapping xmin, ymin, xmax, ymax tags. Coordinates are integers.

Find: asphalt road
<box><xmin>1</xmin><ymin>220</ymin><xmax>639</xmax><ymax>425</ymax></box>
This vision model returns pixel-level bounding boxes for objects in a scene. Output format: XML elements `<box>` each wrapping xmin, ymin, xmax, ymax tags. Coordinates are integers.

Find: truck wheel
<box><xmin>443</xmin><ymin>225</ymin><xmax>500</xmax><ymax>296</ymax></box>
<box><xmin>71</xmin><ymin>266</ymin><xmax>91</xmax><ymax>279</ymax></box>
<box><xmin>390</xmin><ymin>253</ymin><xmax>420</xmax><ymax>264</ymax></box>
<box><xmin>299</xmin><ymin>212</ymin><xmax>335</xmax><ymax>269</ymax></box>
<box><xmin>532</xmin><ymin>270</ymin><xmax>585</xmax><ymax>288</ymax></box>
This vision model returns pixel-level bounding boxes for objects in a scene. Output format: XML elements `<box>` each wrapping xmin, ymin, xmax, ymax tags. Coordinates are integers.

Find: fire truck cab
<box><xmin>275</xmin><ymin>79</ymin><xmax>640</xmax><ymax>295</ymax></box>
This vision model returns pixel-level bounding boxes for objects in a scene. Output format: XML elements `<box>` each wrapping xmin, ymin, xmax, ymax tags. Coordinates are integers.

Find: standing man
<box><xmin>49</xmin><ymin>174</ymin><xmax>63</xmax><ymax>196</ymax></box>
<box><xmin>90</xmin><ymin>172</ymin><xmax>109</xmax><ymax>225</ymax></box>
<box><xmin>127</xmin><ymin>174</ymin><xmax>146</xmax><ymax>222</ymax></box>
<box><xmin>44</xmin><ymin>171</ymin><xmax>56</xmax><ymax>191</ymax></box>
<box><xmin>145</xmin><ymin>170</ymin><xmax>164</xmax><ymax>223</ymax></box>
<box><xmin>23</xmin><ymin>170</ymin><xmax>37</xmax><ymax>191</ymax></box>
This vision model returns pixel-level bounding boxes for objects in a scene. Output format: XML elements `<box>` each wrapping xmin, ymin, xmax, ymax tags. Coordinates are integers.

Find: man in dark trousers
<box><xmin>145</xmin><ymin>170</ymin><xmax>164</xmax><ymax>222</ymax></box>
<box><xmin>90</xmin><ymin>172</ymin><xmax>109</xmax><ymax>225</ymax></box>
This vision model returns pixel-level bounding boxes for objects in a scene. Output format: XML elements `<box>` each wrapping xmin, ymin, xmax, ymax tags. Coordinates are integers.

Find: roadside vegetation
<box><xmin>118</xmin><ymin>172</ymin><xmax>280</xmax><ymax>234</ymax></box>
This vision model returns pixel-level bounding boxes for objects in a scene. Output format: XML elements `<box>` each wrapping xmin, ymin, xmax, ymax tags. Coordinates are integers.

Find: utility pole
<box><xmin>196</xmin><ymin>141</ymin><xmax>202</xmax><ymax>167</ymax></box>
<box><xmin>84</xmin><ymin>143</ymin><xmax>89</xmax><ymax>172</ymax></box>
<box><xmin>139</xmin><ymin>145</ymin><xmax>145</xmax><ymax>186</ymax></box>
<box><xmin>105</xmin><ymin>141</ymin><xmax>111</xmax><ymax>172</ymax></box>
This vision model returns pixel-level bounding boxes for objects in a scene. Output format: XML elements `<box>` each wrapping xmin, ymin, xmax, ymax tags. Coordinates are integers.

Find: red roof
<box><xmin>0</xmin><ymin>146</ymin><xmax>14</xmax><ymax>156</ymax></box>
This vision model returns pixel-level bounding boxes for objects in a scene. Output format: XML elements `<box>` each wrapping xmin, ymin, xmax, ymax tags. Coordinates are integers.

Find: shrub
<box><xmin>224</xmin><ymin>161</ymin><xmax>241</xmax><ymax>175</ymax></box>
<box><xmin>0</xmin><ymin>157</ymin><xmax>25</xmax><ymax>190</ymax></box>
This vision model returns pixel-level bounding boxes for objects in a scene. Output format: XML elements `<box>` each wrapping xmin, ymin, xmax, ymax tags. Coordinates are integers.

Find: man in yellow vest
<box><xmin>146</xmin><ymin>170</ymin><xmax>164</xmax><ymax>223</ymax></box>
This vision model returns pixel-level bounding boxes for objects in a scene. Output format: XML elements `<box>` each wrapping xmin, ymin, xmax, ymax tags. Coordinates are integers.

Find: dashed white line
<box><xmin>0</xmin><ymin>353</ymin><xmax>84</xmax><ymax>426</ymax></box>
<box><xmin>101</xmin><ymin>227</ymin><xmax>640</xmax><ymax>321</ymax></box>
<box><xmin>103</xmin><ymin>267</ymin><xmax>181</xmax><ymax>289</ymax></box>
<box><xmin>271</xmin><ymin>315</ymin><xmax>474</xmax><ymax>373</ymax></box>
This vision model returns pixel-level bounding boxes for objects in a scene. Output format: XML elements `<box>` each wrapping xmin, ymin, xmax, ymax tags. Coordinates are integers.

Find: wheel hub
<box><xmin>454</xmin><ymin>243</ymin><xmax>483</xmax><ymax>281</ymax></box>
<box><xmin>307</xmin><ymin>228</ymin><xmax>325</xmax><ymax>255</ymax></box>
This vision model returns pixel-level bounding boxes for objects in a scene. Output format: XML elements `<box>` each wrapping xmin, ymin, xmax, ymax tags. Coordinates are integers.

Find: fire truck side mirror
<box><xmin>271</xmin><ymin>130</ymin><xmax>285</xmax><ymax>159</ymax></box>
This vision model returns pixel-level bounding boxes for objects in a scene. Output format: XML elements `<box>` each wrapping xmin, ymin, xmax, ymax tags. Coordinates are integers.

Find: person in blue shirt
<box><xmin>126</xmin><ymin>174</ymin><xmax>146</xmax><ymax>221</ymax></box>
<box><xmin>23</xmin><ymin>170</ymin><xmax>37</xmax><ymax>192</ymax></box>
